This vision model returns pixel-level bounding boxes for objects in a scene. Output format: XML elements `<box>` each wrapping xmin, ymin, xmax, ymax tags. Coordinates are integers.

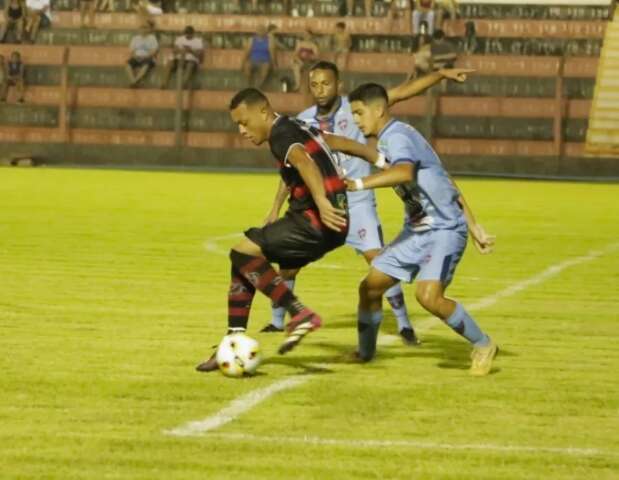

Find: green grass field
<box><xmin>1</xmin><ymin>168</ymin><xmax>618</xmax><ymax>479</ymax></box>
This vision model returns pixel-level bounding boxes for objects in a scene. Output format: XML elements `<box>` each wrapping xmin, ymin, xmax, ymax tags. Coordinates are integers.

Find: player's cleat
<box><xmin>278</xmin><ymin>308</ymin><xmax>322</xmax><ymax>355</ymax></box>
<box><xmin>260</xmin><ymin>323</ymin><xmax>284</xmax><ymax>333</ymax></box>
<box><xmin>399</xmin><ymin>327</ymin><xmax>421</xmax><ymax>346</ymax></box>
<box><xmin>469</xmin><ymin>339</ymin><xmax>498</xmax><ymax>377</ymax></box>
<box><xmin>195</xmin><ymin>353</ymin><xmax>218</xmax><ymax>373</ymax></box>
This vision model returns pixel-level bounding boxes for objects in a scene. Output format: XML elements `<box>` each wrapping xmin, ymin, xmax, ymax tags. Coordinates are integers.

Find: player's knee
<box><xmin>415</xmin><ymin>285</ymin><xmax>441</xmax><ymax>313</ymax></box>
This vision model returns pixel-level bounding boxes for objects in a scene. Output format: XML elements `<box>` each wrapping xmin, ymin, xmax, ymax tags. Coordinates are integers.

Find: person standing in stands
<box><xmin>332</xmin><ymin>21</ymin><xmax>351</xmax><ymax>72</ymax></box>
<box><xmin>412</xmin><ymin>0</ymin><xmax>436</xmax><ymax>36</ymax></box>
<box><xmin>0</xmin><ymin>51</ymin><xmax>25</xmax><ymax>103</ymax></box>
<box><xmin>25</xmin><ymin>0</ymin><xmax>51</xmax><ymax>43</ymax></box>
<box><xmin>126</xmin><ymin>22</ymin><xmax>159</xmax><ymax>87</ymax></box>
<box><xmin>160</xmin><ymin>25</ymin><xmax>204</xmax><ymax>89</ymax></box>
<box><xmin>242</xmin><ymin>25</ymin><xmax>276</xmax><ymax>89</ymax></box>
<box><xmin>0</xmin><ymin>0</ymin><xmax>26</xmax><ymax>43</ymax></box>
<box><xmin>291</xmin><ymin>29</ymin><xmax>319</xmax><ymax>92</ymax></box>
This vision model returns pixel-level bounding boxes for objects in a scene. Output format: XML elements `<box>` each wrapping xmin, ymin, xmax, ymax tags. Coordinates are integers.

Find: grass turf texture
<box><xmin>1</xmin><ymin>168</ymin><xmax>618</xmax><ymax>479</ymax></box>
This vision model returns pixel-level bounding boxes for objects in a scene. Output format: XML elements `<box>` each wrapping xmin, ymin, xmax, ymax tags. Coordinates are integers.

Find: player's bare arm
<box><xmin>346</xmin><ymin>163</ymin><xmax>414</xmax><ymax>191</ymax></box>
<box><xmin>287</xmin><ymin>145</ymin><xmax>347</xmax><ymax>232</ymax></box>
<box><xmin>448</xmin><ymin>176</ymin><xmax>496</xmax><ymax>255</ymax></box>
<box><xmin>386</xmin><ymin>68</ymin><xmax>476</xmax><ymax>107</ymax></box>
<box><xmin>264</xmin><ymin>179</ymin><xmax>289</xmax><ymax>225</ymax></box>
<box><xmin>323</xmin><ymin>133</ymin><xmax>382</xmax><ymax>166</ymax></box>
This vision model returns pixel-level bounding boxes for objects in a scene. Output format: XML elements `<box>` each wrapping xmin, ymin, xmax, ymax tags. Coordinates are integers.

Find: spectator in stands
<box><xmin>160</xmin><ymin>25</ymin><xmax>204</xmax><ymax>89</ymax></box>
<box><xmin>126</xmin><ymin>23</ymin><xmax>159</xmax><ymax>87</ymax></box>
<box><xmin>332</xmin><ymin>21</ymin><xmax>351</xmax><ymax>71</ymax></box>
<box><xmin>80</xmin><ymin>0</ymin><xmax>96</xmax><ymax>28</ymax></box>
<box><xmin>0</xmin><ymin>0</ymin><xmax>26</xmax><ymax>43</ymax></box>
<box><xmin>412</xmin><ymin>0</ymin><xmax>435</xmax><ymax>36</ymax></box>
<box><xmin>291</xmin><ymin>29</ymin><xmax>319</xmax><ymax>91</ymax></box>
<box><xmin>25</xmin><ymin>0</ymin><xmax>51</xmax><ymax>43</ymax></box>
<box><xmin>410</xmin><ymin>33</ymin><xmax>431</xmax><ymax>79</ymax></box>
<box><xmin>462</xmin><ymin>20</ymin><xmax>477</xmax><ymax>54</ymax></box>
<box><xmin>430</xmin><ymin>28</ymin><xmax>457</xmax><ymax>70</ymax></box>
<box><xmin>436</xmin><ymin>0</ymin><xmax>458</xmax><ymax>29</ymax></box>
<box><xmin>242</xmin><ymin>25</ymin><xmax>276</xmax><ymax>89</ymax></box>
<box><xmin>0</xmin><ymin>51</ymin><xmax>25</xmax><ymax>103</ymax></box>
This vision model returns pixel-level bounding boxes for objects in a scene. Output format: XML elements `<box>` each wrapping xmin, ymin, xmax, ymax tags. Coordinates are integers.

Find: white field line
<box><xmin>167</xmin><ymin>242</ymin><xmax>619</xmax><ymax>438</ymax></box>
<box><xmin>379</xmin><ymin>242</ymin><xmax>619</xmax><ymax>346</ymax></box>
<box><xmin>200</xmin><ymin>432</ymin><xmax>617</xmax><ymax>459</ymax></box>
<box><xmin>164</xmin><ymin>376</ymin><xmax>311</xmax><ymax>437</ymax></box>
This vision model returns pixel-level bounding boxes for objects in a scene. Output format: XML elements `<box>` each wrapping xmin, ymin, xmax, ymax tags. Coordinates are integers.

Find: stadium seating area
<box><xmin>0</xmin><ymin>0</ymin><xmax>617</xmax><ymax>177</ymax></box>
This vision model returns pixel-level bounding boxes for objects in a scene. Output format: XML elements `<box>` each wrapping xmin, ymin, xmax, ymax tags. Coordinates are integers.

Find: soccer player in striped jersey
<box><xmin>262</xmin><ymin>61</ymin><xmax>474</xmax><ymax>346</ymax></box>
<box><xmin>344</xmin><ymin>83</ymin><xmax>498</xmax><ymax>376</ymax></box>
<box><xmin>196</xmin><ymin>88</ymin><xmax>381</xmax><ymax>371</ymax></box>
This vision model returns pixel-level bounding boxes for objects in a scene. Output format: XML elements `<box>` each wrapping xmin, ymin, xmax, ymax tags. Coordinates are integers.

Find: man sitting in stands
<box><xmin>160</xmin><ymin>25</ymin><xmax>204</xmax><ymax>90</ymax></box>
<box><xmin>126</xmin><ymin>22</ymin><xmax>159</xmax><ymax>87</ymax></box>
<box><xmin>0</xmin><ymin>0</ymin><xmax>26</xmax><ymax>43</ymax></box>
<box><xmin>0</xmin><ymin>51</ymin><xmax>25</xmax><ymax>103</ymax></box>
<box><xmin>25</xmin><ymin>0</ymin><xmax>51</xmax><ymax>43</ymax></box>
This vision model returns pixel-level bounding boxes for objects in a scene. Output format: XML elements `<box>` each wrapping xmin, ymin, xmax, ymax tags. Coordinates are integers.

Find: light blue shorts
<box><xmin>372</xmin><ymin>224</ymin><xmax>468</xmax><ymax>285</ymax></box>
<box><xmin>345</xmin><ymin>200</ymin><xmax>384</xmax><ymax>253</ymax></box>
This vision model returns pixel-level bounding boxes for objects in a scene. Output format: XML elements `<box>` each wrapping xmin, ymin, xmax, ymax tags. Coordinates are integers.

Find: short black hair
<box><xmin>229</xmin><ymin>88</ymin><xmax>269</xmax><ymax>110</ymax></box>
<box><xmin>348</xmin><ymin>83</ymin><xmax>388</xmax><ymax>105</ymax></box>
<box><xmin>309</xmin><ymin>60</ymin><xmax>339</xmax><ymax>80</ymax></box>
<box><xmin>336</xmin><ymin>21</ymin><xmax>346</xmax><ymax>29</ymax></box>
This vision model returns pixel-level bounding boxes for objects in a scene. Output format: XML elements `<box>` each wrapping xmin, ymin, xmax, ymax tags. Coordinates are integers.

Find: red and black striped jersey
<box><xmin>269</xmin><ymin>115</ymin><xmax>348</xmax><ymax>216</ymax></box>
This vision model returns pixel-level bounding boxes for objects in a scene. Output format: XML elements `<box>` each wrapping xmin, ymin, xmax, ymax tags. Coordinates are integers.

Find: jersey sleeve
<box><xmin>270</xmin><ymin>119</ymin><xmax>307</xmax><ymax>166</ymax></box>
<box><xmin>386</xmin><ymin>132</ymin><xmax>421</xmax><ymax>167</ymax></box>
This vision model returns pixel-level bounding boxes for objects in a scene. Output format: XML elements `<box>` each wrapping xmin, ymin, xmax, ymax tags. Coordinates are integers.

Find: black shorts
<box><xmin>128</xmin><ymin>57</ymin><xmax>155</xmax><ymax>69</ymax></box>
<box><xmin>245</xmin><ymin>210</ymin><xmax>348</xmax><ymax>269</ymax></box>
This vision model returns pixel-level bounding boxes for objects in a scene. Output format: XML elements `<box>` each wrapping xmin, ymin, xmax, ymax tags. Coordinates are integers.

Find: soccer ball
<box><xmin>216</xmin><ymin>333</ymin><xmax>262</xmax><ymax>377</ymax></box>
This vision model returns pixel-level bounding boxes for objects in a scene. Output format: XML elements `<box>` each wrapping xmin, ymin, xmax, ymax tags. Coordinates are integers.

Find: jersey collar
<box><xmin>377</xmin><ymin>118</ymin><xmax>397</xmax><ymax>140</ymax></box>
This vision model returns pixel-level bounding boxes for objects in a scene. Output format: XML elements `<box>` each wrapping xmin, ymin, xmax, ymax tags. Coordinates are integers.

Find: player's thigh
<box><xmin>371</xmin><ymin>227</ymin><xmax>430</xmax><ymax>284</ymax></box>
<box><xmin>345</xmin><ymin>201</ymin><xmax>384</xmax><ymax>255</ymax></box>
<box><xmin>244</xmin><ymin>212</ymin><xmax>324</xmax><ymax>269</ymax></box>
<box><xmin>417</xmin><ymin>227</ymin><xmax>468</xmax><ymax>286</ymax></box>
<box><xmin>232</xmin><ymin>236</ymin><xmax>264</xmax><ymax>257</ymax></box>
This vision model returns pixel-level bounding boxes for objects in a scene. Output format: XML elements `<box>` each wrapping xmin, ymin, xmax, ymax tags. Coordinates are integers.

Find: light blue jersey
<box><xmin>377</xmin><ymin>119</ymin><xmax>465</xmax><ymax>231</ymax></box>
<box><xmin>298</xmin><ymin>96</ymin><xmax>375</xmax><ymax>207</ymax></box>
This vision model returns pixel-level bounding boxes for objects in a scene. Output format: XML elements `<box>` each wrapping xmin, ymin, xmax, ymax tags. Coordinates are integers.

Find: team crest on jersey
<box><xmin>358</xmin><ymin>228</ymin><xmax>367</xmax><ymax>239</ymax></box>
<box><xmin>337</xmin><ymin>119</ymin><xmax>348</xmax><ymax>131</ymax></box>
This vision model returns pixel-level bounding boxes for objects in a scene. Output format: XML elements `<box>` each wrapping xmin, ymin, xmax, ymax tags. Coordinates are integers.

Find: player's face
<box><xmin>230</xmin><ymin>103</ymin><xmax>269</xmax><ymax>145</ymax></box>
<box><xmin>309</xmin><ymin>69</ymin><xmax>339</xmax><ymax>109</ymax></box>
<box><xmin>350</xmin><ymin>100</ymin><xmax>381</xmax><ymax>137</ymax></box>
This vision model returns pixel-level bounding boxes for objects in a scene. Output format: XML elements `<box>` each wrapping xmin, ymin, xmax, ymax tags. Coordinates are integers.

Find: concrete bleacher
<box><xmin>0</xmin><ymin>1</ymin><xmax>617</xmax><ymax>177</ymax></box>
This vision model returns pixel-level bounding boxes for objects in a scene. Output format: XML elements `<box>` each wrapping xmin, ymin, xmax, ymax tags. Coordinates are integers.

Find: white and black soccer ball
<box><xmin>216</xmin><ymin>333</ymin><xmax>262</xmax><ymax>377</ymax></box>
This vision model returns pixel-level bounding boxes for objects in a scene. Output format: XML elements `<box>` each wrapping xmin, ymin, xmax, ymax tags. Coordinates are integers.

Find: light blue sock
<box><xmin>385</xmin><ymin>283</ymin><xmax>412</xmax><ymax>331</ymax></box>
<box><xmin>446</xmin><ymin>303</ymin><xmax>489</xmax><ymax>347</ymax></box>
<box><xmin>270</xmin><ymin>280</ymin><xmax>295</xmax><ymax>329</ymax></box>
<box><xmin>358</xmin><ymin>309</ymin><xmax>383</xmax><ymax>361</ymax></box>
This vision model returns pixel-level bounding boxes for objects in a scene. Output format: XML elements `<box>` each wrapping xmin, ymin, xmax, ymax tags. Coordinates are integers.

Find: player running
<box><xmin>262</xmin><ymin>61</ymin><xmax>474</xmax><ymax>345</ymax></box>
<box><xmin>343</xmin><ymin>83</ymin><xmax>498</xmax><ymax>376</ymax></box>
<box><xmin>196</xmin><ymin>88</ymin><xmax>380</xmax><ymax>372</ymax></box>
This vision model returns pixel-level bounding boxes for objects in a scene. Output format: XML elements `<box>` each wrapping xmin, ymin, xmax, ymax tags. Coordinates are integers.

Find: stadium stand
<box><xmin>0</xmin><ymin>0</ymin><xmax>617</xmax><ymax>177</ymax></box>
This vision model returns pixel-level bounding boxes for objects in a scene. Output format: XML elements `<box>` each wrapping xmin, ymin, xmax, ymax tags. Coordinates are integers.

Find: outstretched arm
<box><xmin>323</xmin><ymin>133</ymin><xmax>383</xmax><ymax>167</ymax></box>
<box><xmin>387</xmin><ymin>68</ymin><xmax>475</xmax><ymax>107</ymax></box>
<box><xmin>346</xmin><ymin>163</ymin><xmax>414</xmax><ymax>190</ymax></box>
<box><xmin>287</xmin><ymin>146</ymin><xmax>347</xmax><ymax>232</ymax></box>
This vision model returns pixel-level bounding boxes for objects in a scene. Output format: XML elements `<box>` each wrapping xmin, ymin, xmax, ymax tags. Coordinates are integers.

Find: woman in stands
<box><xmin>291</xmin><ymin>29</ymin><xmax>319</xmax><ymax>91</ymax></box>
<box><xmin>242</xmin><ymin>25</ymin><xmax>277</xmax><ymax>89</ymax></box>
<box><xmin>0</xmin><ymin>51</ymin><xmax>25</xmax><ymax>103</ymax></box>
<box><xmin>0</xmin><ymin>0</ymin><xmax>26</xmax><ymax>43</ymax></box>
